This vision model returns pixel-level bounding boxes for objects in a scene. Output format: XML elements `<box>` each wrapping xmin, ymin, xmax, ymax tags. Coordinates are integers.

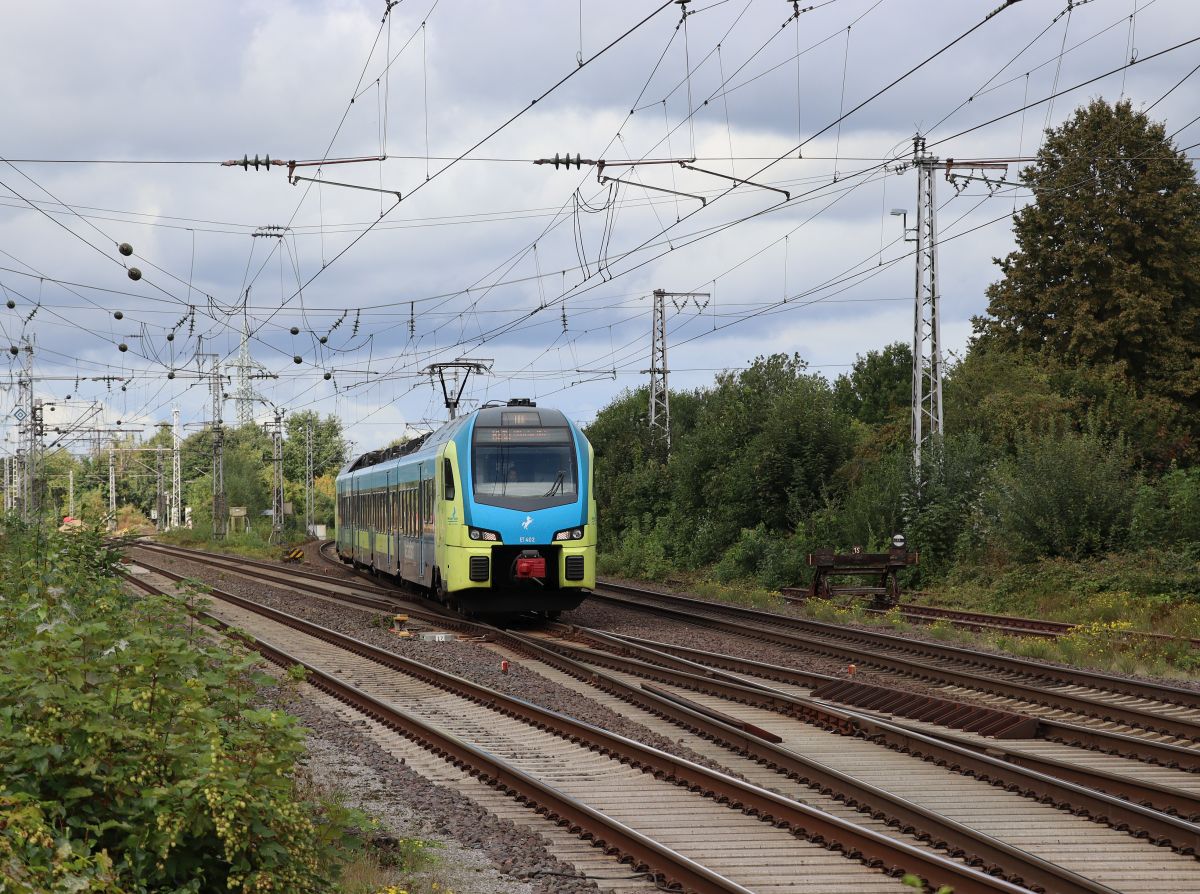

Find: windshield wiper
<box><xmin>543</xmin><ymin>470</ymin><xmax>564</xmax><ymax>497</ymax></box>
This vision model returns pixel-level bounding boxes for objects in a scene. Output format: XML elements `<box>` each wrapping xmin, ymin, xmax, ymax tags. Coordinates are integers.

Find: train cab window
<box><xmin>471</xmin><ymin>426</ymin><xmax>577</xmax><ymax>509</ymax></box>
<box><xmin>443</xmin><ymin>458</ymin><xmax>455</xmax><ymax>501</ymax></box>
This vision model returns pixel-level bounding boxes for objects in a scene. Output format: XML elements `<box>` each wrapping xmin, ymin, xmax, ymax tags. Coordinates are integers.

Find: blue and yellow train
<box><xmin>334</xmin><ymin>400</ymin><xmax>596</xmax><ymax>616</ymax></box>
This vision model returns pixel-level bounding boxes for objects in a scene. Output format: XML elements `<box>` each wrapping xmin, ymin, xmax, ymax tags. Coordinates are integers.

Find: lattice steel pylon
<box><xmin>203</xmin><ymin>354</ymin><xmax>228</xmax><ymax>539</ymax></box>
<box><xmin>646</xmin><ymin>289</ymin><xmax>670</xmax><ymax>451</ymax></box>
<box><xmin>171</xmin><ymin>406</ymin><xmax>181</xmax><ymax>529</ymax></box>
<box><xmin>232</xmin><ymin>311</ymin><xmax>268</xmax><ymax>426</ymax></box>
<box><xmin>269</xmin><ymin>409</ymin><xmax>285</xmax><ymax>544</ymax></box>
<box><xmin>107</xmin><ymin>441</ymin><xmax>117</xmax><ymax>532</ymax></box>
<box><xmin>911</xmin><ymin>137</ymin><xmax>944</xmax><ymax>472</ymax></box>
<box><xmin>644</xmin><ymin>288</ymin><xmax>709</xmax><ymax>454</ymax></box>
<box><xmin>304</xmin><ymin>419</ymin><xmax>314</xmax><ymax>535</ymax></box>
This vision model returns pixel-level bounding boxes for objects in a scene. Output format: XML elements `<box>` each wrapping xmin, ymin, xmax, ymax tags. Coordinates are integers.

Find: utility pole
<box><xmin>910</xmin><ymin>136</ymin><xmax>943</xmax><ymax>472</ymax></box>
<box><xmin>171</xmin><ymin>406</ymin><xmax>182</xmax><ymax>529</ymax></box>
<box><xmin>30</xmin><ymin>398</ymin><xmax>43</xmax><ymax>518</ymax></box>
<box><xmin>13</xmin><ymin>451</ymin><xmax>24</xmax><ymax>520</ymax></box>
<box><xmin>897</xmin><ymin>138</ymin><xmax>1008</xmax><ymax>471</ymax></box>
<box><xmin>643</xmin><ymin>288</ymin><xmax>709</xmax><ymax>454</ymax></box>
<box><xmin>16</xmin><ymin>340</ymin><xmax>34</xmax><ymax>521</ymax></box>
<box><xmin>107</xmin><ymin>441</ymin><xmax>117</xmax><ymax>532</ymax></box>
<box><xmin>68</xmin><ymin>468</ymin><xmax>74</xmax><ymax>519</ymax></box>
<box><xmin>304</xmin><ymin>418</ymin><xmax>314</xmax><ymax>536</ymax></box>
<box><xmin>270</xmin><ymin>408</ymin><xmax>285</xmax><ymax>544</ymax></box>
<box><xmin>156</xmin><ymin>445</ymin><xmax>165</xmax><ymax>532</ymax></box>
<box><xmin>232</xmin><ymin>304</ymin><xmax>270</xmax><ymax>427</ymax></box>
<box><xmin>647</xmin><ymin>289</ymin><xmax>669</xmax><ymax>452</ymax></box>
<box><xmin>202</xmin><ymin>354</ymin><xmax>228</xmax><ymax>539</ymax></box>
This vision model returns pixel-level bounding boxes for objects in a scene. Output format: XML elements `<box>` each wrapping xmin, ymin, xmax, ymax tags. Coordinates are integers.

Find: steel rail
<box><xmin>591</xmin><ymin>630</ymin><xmax>1200</xmax><ymax>773</ymax></box>
<box><xmin>129</xmin><ymin>541</ymin><xmax>1200</xmax><ymax>775</ymax></box>
<box><xmin>777</xmin><ymin>587</ymin><xmax>1200</xmax><ymax>648</ymax></box>
<box><xmin>131</xmin><ymin>540</ymin><xmax>396</xmax><ymax>595</ymax></box>
<box><xmin>495</xmin><ymin>635</ymin><xmax>1129</xmax><ymax>893</ymax></box>
<box><xmin>130</xmin><ymin>541</ymin><xmax>1200</xmax><ymax>769</ymax></box>
<box><xmin>596</xmin><ymin>582</ymin><xmax>1200</xmax><ymax>709</ymax></box>
<box><xmin>128</xmin><ymin>549</ymin><xmax>1200</xmax><ymax>831</ymax></box>
<box><xmin>591</xmin><ymin>588</ymin><xmax>1200</xmax><ymax>740</ymax></box>
<box><xmin>118</xmin><ymin>572</ymin><xmax>750</xmax><ymax>894</ymax></box>
<box><xmin>118</xmin><ymin>563</ymin><xmax>1036</xmax><ymax>894</ymax></box>
<box><xmin>535</xmin><ymin>627</ymin><xmax>1200</xmax><ymax>826</ymax></box>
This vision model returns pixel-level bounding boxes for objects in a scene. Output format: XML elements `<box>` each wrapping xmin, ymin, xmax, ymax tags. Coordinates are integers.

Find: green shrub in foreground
<box><xmin>0</xmin><ymin>522</ymin><xmax>362</xmax><ymax>893</ymax></box>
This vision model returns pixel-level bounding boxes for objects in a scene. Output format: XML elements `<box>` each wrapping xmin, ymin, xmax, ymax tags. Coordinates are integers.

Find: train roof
<box><xmin>474</xmin><ymin>405</ymin><xmax>569</xmax><ymax>428</ymax></box>
<box><xmin>339</xmin><ymin>399</ymin><xmax>575</xmax><ymax>477</ymax></box>
<box><xmin>342</xmin><ymin>431</ymin><xmax>432</xmax><ymax>473</ymax></box>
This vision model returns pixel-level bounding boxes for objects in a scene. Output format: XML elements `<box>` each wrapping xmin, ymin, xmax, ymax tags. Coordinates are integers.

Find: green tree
<box><xmin>667</xmin><ymin>354</ymin><xmax>854</xmax><ymax>564</ymax></box>
<box><xmin>977</xmin><ymin>98</ymin><xmax>1200</xmax><ymax>410</ymax></box>
<box><xmin>833</xmin><ymin>342</ymin><xmax>911</xmax><ymax>427</ymax></box>
<box><xmin>282</xmin><ymin>412</ymin><xmax>345</xmax><ymax>482</ymax></box>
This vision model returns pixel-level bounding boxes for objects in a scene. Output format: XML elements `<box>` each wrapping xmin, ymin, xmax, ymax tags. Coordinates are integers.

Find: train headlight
<box><xmin>468</xmin><ymin>527</ymin><xmax>500</xmax><ymax>542</ymax></box>
<box><xmin>554</xmin><ymin>527</ymin><xmax>585</xmax><ymax>541</ymax></box>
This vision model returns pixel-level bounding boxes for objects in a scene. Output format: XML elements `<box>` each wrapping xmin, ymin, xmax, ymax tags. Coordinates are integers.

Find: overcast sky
<box><xmin>2</xmin><ymin>0</ymin><xmax>1198</xmax><ymax>459</ymax></box>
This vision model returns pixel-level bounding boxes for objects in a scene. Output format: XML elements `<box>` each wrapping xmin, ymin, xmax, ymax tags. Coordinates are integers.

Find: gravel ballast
<box><xmin>276</xmin><ymin>685</ymin><xmax>597</xmax><ymax>894</ymax></box>
<box><xmin>128</xmin><ymin>547</ymin><xmax>740</xmax><ymax>769</ymax></box>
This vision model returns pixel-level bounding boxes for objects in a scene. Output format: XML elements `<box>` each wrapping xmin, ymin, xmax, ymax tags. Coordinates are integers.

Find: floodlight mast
<box><xmin>423</xmin><ymin>360</ymin><xmax>492</xmax><ymax>420</ymax></box>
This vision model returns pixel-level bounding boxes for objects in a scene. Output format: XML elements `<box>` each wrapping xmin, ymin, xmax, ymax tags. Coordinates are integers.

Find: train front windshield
<box><xmin>472</xmin><ymin>425</ymin><xmax>578</xmax><ymax>508</ymax></box>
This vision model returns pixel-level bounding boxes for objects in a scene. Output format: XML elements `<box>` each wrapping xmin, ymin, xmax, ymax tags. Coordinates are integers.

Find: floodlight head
<box><xmin>890</xmin><ymin>208</ymin><xmax>907</xmax><ymax>216</ymax></box>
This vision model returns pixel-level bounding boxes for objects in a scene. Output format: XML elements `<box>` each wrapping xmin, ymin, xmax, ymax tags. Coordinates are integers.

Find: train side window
<box><xmin>443</xmin><ymin>458</ymin><xmax>455</xmax><ymax>501</ymax></box>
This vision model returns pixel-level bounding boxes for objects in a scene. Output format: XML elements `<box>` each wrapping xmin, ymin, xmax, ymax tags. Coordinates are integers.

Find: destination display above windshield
<box><xmin>475</xmin><ymin>427</ymin><xmax>570</xmax><ymax>444</ymax></box>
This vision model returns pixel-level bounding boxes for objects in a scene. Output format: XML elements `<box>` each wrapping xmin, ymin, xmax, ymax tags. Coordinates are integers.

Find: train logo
<box><xmin>522</xmin><ymin>515</ymin><xmax>534</xmax><ymax>530</ymax></box>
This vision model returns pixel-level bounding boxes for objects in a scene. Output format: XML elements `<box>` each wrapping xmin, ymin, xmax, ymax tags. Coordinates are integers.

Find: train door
<box><xmin>353</xmin><ymin>478</ymin><xmax>363</xmax><ymax>565</ymax></box>
<box><xmin>418</xmin><ymin>467</ymin><xmax>428</xmax><ymax>584</ymax></box>
<box><xmin>385</xmin><ymin>472</ymin><xmax>392</xmax><ymax>574</ymax></box>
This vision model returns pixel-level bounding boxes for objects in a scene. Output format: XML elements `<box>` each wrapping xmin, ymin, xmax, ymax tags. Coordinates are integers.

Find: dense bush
<box><xmin>1130</xmin><ymin>466</ymin><xmax>1200</xmax><ymax>547</ymax></box>
<box><xmin>981</xmin><ymin>427</ymin><xmax>1136</xmax><ymax>560</ymax></box>
<box><xmin>0</xmin><ymin>523</ymin><xmax>362</xmax><ymax>892</ymax></box>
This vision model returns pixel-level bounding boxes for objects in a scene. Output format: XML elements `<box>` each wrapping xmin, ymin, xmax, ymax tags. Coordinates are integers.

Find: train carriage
<box><xmin>335</xmin><ymin>400</ymin><xmax>595</xmax><ymax>615</ymax></box>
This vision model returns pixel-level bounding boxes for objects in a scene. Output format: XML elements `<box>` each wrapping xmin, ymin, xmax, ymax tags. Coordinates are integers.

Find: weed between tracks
<box><xmin>156</xmin><ymin>524</ymin><xmax>307</xmax><ymax>561</ymax></box>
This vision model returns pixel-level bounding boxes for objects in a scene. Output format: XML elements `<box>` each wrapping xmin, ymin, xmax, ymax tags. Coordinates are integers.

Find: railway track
<box><xmin>133</xmin><ymin>541</ymin><xmax>1200</xmax><ymax>766</ymax></box>
<box><xmin>123</xmin><ymin>541</ymin><xmax>1200</xmax><ymax>892</ymax></box>
<box><xmin>589</xmin><ymin>582</ymin><xmax>1200</xmax><ymax>744</ymax></box>
<box><xmin>119</xmin><ymin>552</ymin><xmax>1040</xmax><ymax>894</ymax></box>
<box><xmin>775</xmin><ymin>588</ymin><xmax>1200</xmax><ymax>651</ymax></box>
